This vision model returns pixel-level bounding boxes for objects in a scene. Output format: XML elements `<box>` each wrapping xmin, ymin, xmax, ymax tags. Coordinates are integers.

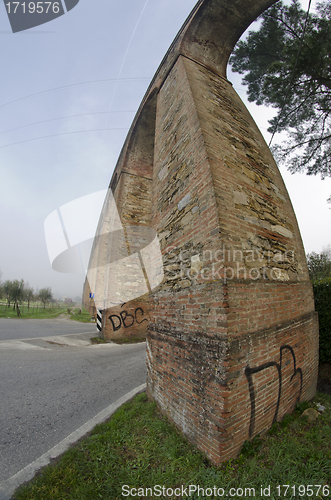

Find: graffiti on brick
<box><xmin>245</xmin><ymin>345</ymin><xmax>303</xmax><ymax>438</ymax></box>
<box><xmin>108</xmin><ymin>307</ymin><xmax>148</xmax><ymax>331</ymax></box>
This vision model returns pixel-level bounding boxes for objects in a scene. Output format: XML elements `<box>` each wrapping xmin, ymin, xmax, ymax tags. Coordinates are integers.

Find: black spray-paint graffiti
<box><xmin>108</xmin><ymin>307</ymin><xmax>148</xmax><ymax>331</ymax></box>
<box><xmin>245</xmin><ymin>345</ymin><xmax>303</xmax><ymax>438</ymax></box>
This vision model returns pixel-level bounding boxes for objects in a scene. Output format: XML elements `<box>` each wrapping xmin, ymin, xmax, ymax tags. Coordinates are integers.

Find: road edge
<box><xmin>0</xmin><ymin>383</ymin><xmax>147</xmax><ymax>500</ymax></box>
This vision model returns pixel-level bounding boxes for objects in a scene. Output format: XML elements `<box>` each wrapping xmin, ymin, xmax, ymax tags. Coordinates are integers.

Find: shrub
<box><xmin>313</xmin><ymin>277</ymin><xmax>331</xmax><ymax>363</ymax></box>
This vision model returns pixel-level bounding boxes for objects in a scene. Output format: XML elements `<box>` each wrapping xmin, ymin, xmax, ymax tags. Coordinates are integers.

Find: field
<box><xmin>0</xmin><ymin>303</ymin><xmax>92</xmax><ymax>322</ymax></box>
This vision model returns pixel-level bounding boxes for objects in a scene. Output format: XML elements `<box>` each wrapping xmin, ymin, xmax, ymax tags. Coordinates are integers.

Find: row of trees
<box><xmin>0</xmin><ymin>277</ymin><xmax>53</xmax><ymax>316</ymax></box>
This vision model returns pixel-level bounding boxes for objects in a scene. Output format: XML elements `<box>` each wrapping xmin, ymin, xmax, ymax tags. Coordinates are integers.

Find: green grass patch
<box><xmin>111</xmin><ymin>337</ymin><xmax>146</xmax><ymax>344</ymax></box>
<box><xmin>0</xmin><ymin>304</ymin><xmax>67</xmax><ymax>320</ymax></box>
<box><xmin>70</xmin><ymin>307</ymin><xmax>93</xmax><ymax>323</ymax></box>
<box><xmin>0</xmin><ymin>304</ymin><xmax>93</xmax><ymax>322</ymax></box>
<box><xmin>90</xmin><ymin>336</ymin><xmax>108</xmax><ymax>344</ymax></box>
<box><xmin>13</xmin><ymin>392</ymin><xmax>331</xmax><ymax>500</ymax></box>
<box><xmin>91</xmin><ymin>335</ymin><xmax>145</xmax><ymax>345</ymax></box>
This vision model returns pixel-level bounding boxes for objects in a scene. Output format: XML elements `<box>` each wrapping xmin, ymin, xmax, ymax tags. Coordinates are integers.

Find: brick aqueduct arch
<box><xmin>83</xmin><ymin>0</ymin><xmax>319</xmax><ymax>464</ymax></box>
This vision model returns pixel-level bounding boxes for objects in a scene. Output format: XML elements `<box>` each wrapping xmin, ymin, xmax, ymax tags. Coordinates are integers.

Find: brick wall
<box><xmin>84</xmin><ymin>44</ymin><xmax>318</xmax><ymax>465</ymax></box>
<box><xmin>104</xmin><ymin>295</ymin><xmax>149</xmax><ymax>340</ymax></box>
<box><xmin>146</xmin><ymin>55</ymin><xmax>318</xmax><ymax>464</ymax></box>
<box><xmin>147</xmin><ymin>310</ymin><xmax>318</xmax><ymax>463</ymax></box>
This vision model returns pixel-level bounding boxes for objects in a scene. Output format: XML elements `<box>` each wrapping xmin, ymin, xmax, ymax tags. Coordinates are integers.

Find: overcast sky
<box><xmin>0</xmin><ymin>0</ymin><xmax>330</xmax><ymax>299</ymax></box>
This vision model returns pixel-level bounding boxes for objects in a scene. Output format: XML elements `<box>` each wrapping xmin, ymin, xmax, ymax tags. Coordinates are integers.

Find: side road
<box><xmin>0</xmin><ymin>316</ymin><xmax>96</xmax><ymax>342</ymax></box>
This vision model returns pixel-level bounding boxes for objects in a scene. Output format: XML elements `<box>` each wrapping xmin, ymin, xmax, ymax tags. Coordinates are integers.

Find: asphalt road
<box><xmin>0</xmin><ymin>316</ymin><xmax>97</xmax><ymax>341</ymax></box>
<box><xmin>0</xmin><ymin>318</ymin><xmax>146</xmax><ymax>488</ymax></box>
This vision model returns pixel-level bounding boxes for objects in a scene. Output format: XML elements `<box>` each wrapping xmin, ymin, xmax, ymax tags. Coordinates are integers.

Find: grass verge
<box><xmin>13</xmin><ymin>392</ymin><xmax>331</xmax><ymax>500</ymax></box>
<box><xmin>90</xmin><ymin>336</ymin><xmax>108</xmax><ymax>344</ymax></box>
<box><xmin>0</xmin><ymin>304</ymin><xmax>93</xmax><ymax>322</ymax></box>
<box><xmin>111</xmin><ymin>337</ymin><xmax>146</xmax><ymax>344</ymax></box>
<box><xmin>0</xmin><ymin>305</ymin><xmax>67</xmax><ymax>320</ymax></box>
<box><xmin>69</xmin><ymin>307</ymin><xmax>93</xmax><ymax>323</ymax></box>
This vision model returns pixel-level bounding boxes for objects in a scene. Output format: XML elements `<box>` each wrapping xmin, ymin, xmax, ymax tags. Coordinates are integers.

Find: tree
<box><xmin>307</xmin><ymin>246</ymin><xmax>331</xmax><ymax>280</ymax></box>
<box><xmin>3</xmin><ymin>280</ymin><xmax>13</xmax><ymax>308</ymax></box>
<box><xmin>10</xmin><ymin>279</ymin><xmax>25</xmax><ymax>316</ymax></box>
<box><xmin>38</xmin><ymin>287</ymin><xmax>53</xmax><ymax>309</ymax></box>
<box><xmin>24</xmin><ymin>286</ymin><xmax>34</xmax><ymax>311</ymax></box>
<box><xmin>230</xmin><ymin>0</ymin><xmax>331</xmax><ymax>181</ymax></box>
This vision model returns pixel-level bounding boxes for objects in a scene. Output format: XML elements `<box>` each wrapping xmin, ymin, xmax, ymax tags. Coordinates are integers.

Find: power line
<box><xmin>0</xmin><ymin>128</ymin><xmax>129</xmax><ymax>149</ymax></box>
<box><xmin>0</xmin><ymin>78</ymin><xmax>151</xmax><ymax>110</ymax></box>
<box><xmin>0</xmin><ymin>111</ymin><xmax>136</xmax><ymax>136</ymax></box>
<box><xmin>102</xmin><ymin>0</ymin><xmax>150</xmax><ymax>139</ymax></box>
